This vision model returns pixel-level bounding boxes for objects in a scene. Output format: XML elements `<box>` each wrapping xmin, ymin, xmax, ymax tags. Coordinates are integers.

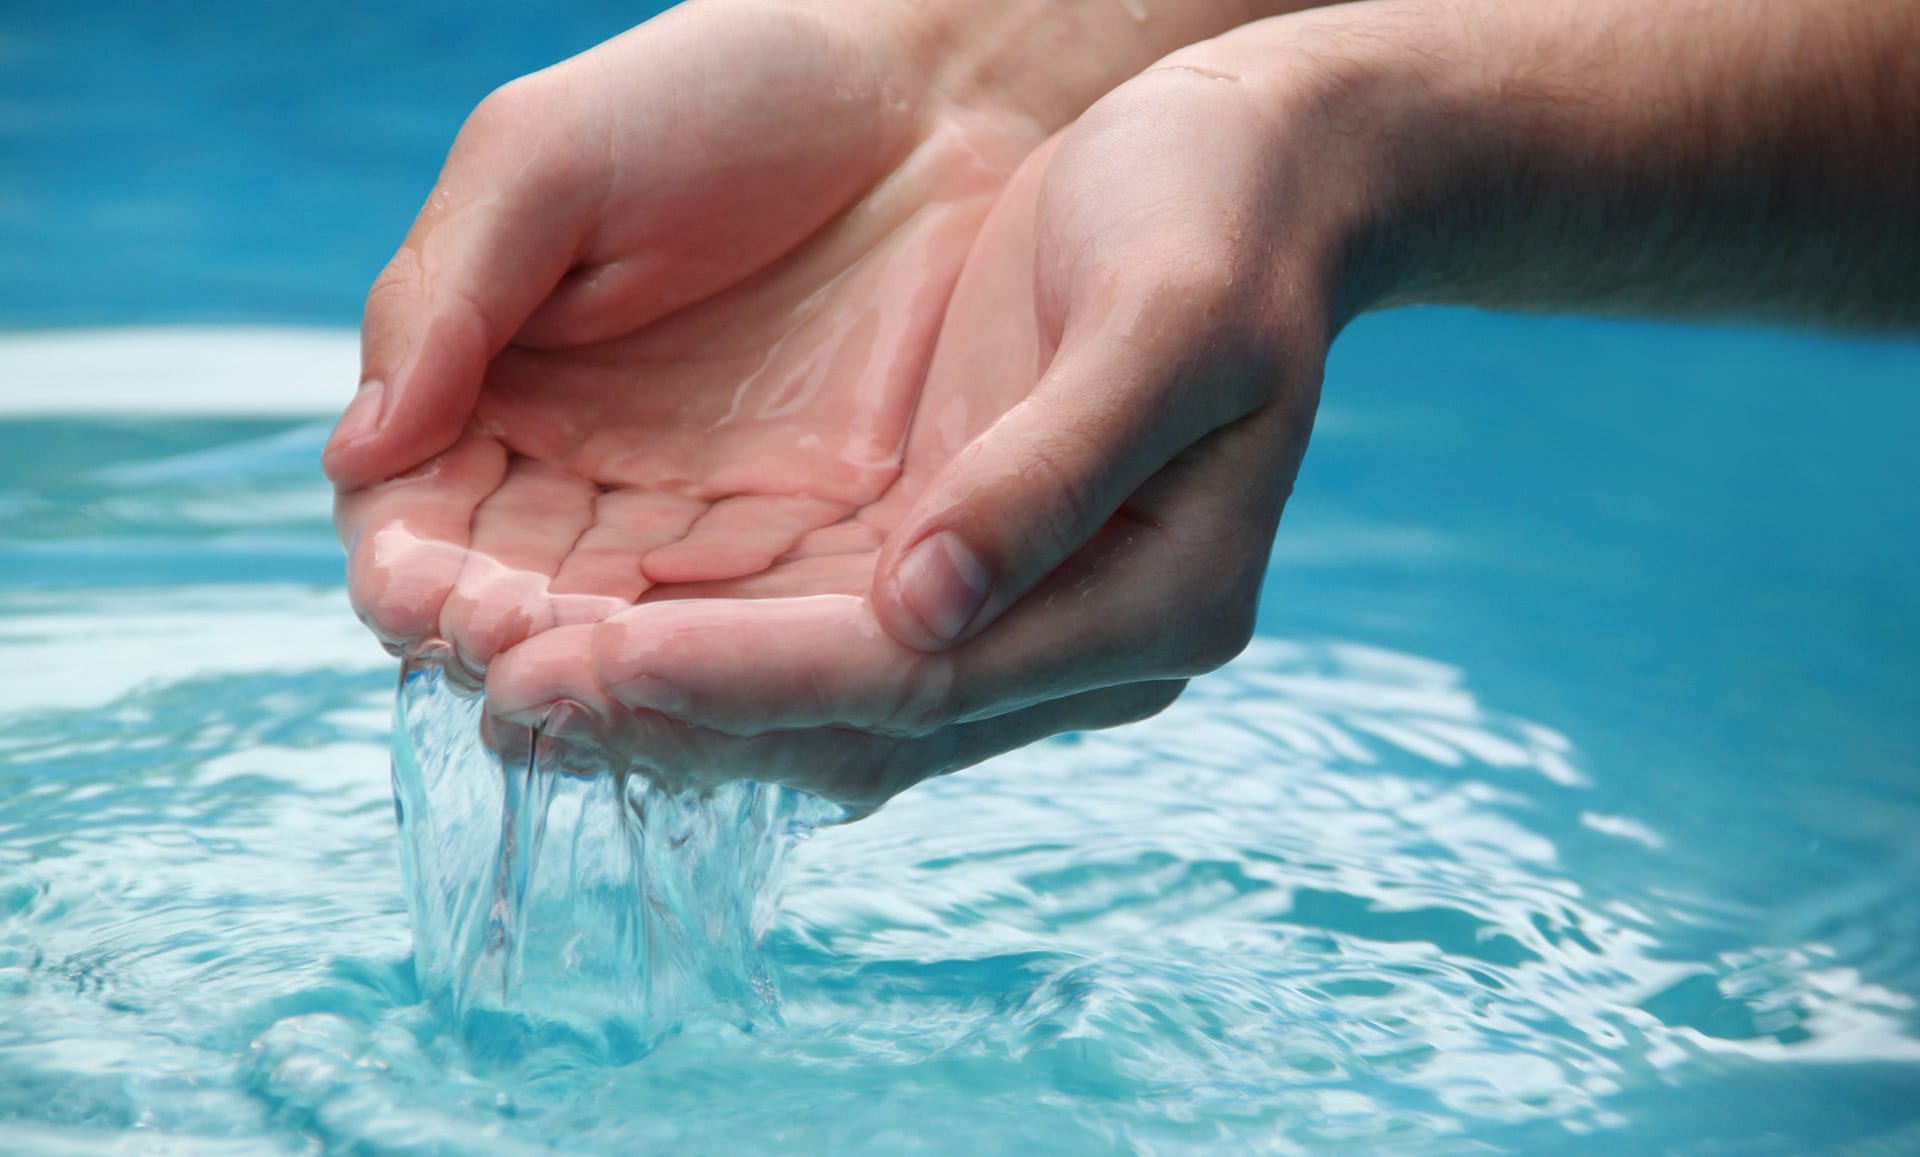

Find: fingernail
<box><xmin>326</xmin><ymin>379</ymin><xmax>387</xmax><ymax>456</ymax></box>
<box><xmin>895</xmin><ymin>530</ymin><xmax>990</xmax><ymax>647</ymax></box>
<box><xmin>534</xmin><ymin>700</ymin><xmax>605</xmax><ymax>776</ymax></box>
<box><xmin>479</xmin><ymin>714</ymin><xmax>534</xmax><ymax>765</ymax></box>
<box><xmin>616</xmin><ymin>674</ymin><xmax>693</xmax><ymax>719</ymax></box>
<box><xmin>540</xmin><ymin>699</ymin><xmax>599</xmax><ymax>742</ymax></box>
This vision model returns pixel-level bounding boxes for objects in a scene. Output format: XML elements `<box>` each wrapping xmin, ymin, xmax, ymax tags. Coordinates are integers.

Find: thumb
<box><xmin>322</xmin><ymin>81</ymin><xmax>594</xmax><ymax>489</ymax></box>
<box><xmin>873</xmin><ymin>318</ymin><xmax>1269</xmax><ymax>652</ymax></box>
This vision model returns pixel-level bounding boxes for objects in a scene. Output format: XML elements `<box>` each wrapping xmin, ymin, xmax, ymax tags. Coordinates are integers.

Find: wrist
<box><xmin>1143</xmin><ymin>11</ymin><xmax>1447</xmax><ymax>335</ymax></box>
<box><xmin>1187</xmin><ymin>3</ymin><xmax>1540</xmax><ymax>326</ymax></box>
<box><xmin>884</xmin><ymin>0</ymin><xmax>1299</xmax><ymax>131</ymax></box>
<box><xmin>1269</xmin><ymin>1</ymin><xmax>1610</xmax><ymax>319</ymax></box>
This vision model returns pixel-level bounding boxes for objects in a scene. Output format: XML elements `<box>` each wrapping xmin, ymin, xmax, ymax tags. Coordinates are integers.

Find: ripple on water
<box><xmin>2</xmin><ymin>593</ymin><xmax>1918</xmax><ymax>1152</ymax></box>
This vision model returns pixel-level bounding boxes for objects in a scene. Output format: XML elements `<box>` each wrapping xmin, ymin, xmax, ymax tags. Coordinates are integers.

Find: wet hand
<box><xmin>484</xmin><ymin>0</ymin><xmax>1919</xmax><ymax>810</ymax></box>
<box><xmin>322</xmin><ymin>0</ymin><xmax>1328</xmax><ymax>686</ymax></box>
<box><xmin>486</xmin><ymin>52</ymin><xmax>1349</xmax><ymax>811</ymax></box>
<box><xmin>325</xmin><ymin>0</ymin><xmax>1042</xmax><ymax>681</ymax></box>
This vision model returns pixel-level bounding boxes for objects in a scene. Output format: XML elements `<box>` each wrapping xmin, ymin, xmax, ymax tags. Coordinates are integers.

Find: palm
<box><xmin>473</xmin><ymin>147</ymin><xmax>1073</xmax><ymax>805</ymax></box>
<box><xmin>337</xmin><ymin>5</ymin><xmax>1042</xmax><ymax>674</ymax></box>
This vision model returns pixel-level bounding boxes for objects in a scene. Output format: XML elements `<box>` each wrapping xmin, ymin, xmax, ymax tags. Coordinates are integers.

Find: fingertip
<box><xmin>329</xmin><ymin>401</ymin><xmax>472</xmax><ymax>493</ymax></box>
<box><xmin>320</xmin><ymin>447</ymin><xmax>356</xmax><ymax>489</ymax></box>
<box><xmin>321</xmin><ymin>380</ymin><xmax>388</xmax><ymax>488</ymax></box>
<box><xmin>345</xmin><ymin>257</ymin><xmax>499</xmax><ymax>487</ymax></box>
<box><xmin>321</xmin><ymin>442</ymin><xmax>381</xmax><ymax>491</ymax></box>
<box><xmin>324</xmin><ymin>376</ymin><xmax>466</xmax><ymax>490</ymax></box>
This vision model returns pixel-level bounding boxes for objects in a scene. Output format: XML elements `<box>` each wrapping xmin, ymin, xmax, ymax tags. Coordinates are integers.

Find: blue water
<box><xmin>4</xmin><ymin>1</ymin><xmax>1920</xmax><ymax>1152</ymax></box>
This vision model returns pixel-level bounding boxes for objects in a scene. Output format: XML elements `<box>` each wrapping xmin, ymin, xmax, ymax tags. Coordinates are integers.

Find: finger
<box><xmin>634</xmin><ymin>552</ymin><xmax>873</xmax><ymax>602</ymax></box>
<box><xmin>505</xmin><ymin>3</ymin><xmax>928</xmax><ymax>351</ymax></box>
<box><xmin>514</xmin><ymin>257</ymin><xmax>670</xmax><ymax>351</ymax></box>
<box><xmin>486</xmin><ymin>598</ymin><xmax>921</xmax><ymax>738</ymax></box>
<box><xmin>577</xmin><ymin>554</ymin><xmax>1104</xmax><ymax>737</ymax></box>
<box><xmin>486</xmin><ymin>629</ymin><xmax>1183</xmax><ymax>814</ymax></box>
<box><xmin>577</xmin><ymin>408</ymin><xmax>1298</xmax><ymax>736</ymax></box>
<box><xmin>334</xmin><ymin>433</ymin><xmax>507</xmax><ymax>651</ymax></box>
<box><xmin>871</xmin><ymin>322</ymin><xmax>1270</xmax><ymax>652</ymax></box>
<box><xmin>435</xmin><ymin>458</ymin><xmax>614</xmax><ymax>679</ymax></box>
<box><xmin>548</xmin><ymin>488</ymin><xmax>705</xmax><ymax>600</ymax></box>
<box><xmin>890</xmin><ymin>136</ymin><xmax>1059</xmax><ymax>472</ymax></box>
<box><xmin>322</xmin><ymin>78</ymin><xmax>597</xmax><ymax>490</ymax></box>
<box><xmin>783</xmin><ymin>520</ymin><xmax>885</xmax><ymax>560</ymax></box>
<box><xmin>640</xmin><ymin>494</ymin><xmax>850</xmax><ymax>585</ymax></box>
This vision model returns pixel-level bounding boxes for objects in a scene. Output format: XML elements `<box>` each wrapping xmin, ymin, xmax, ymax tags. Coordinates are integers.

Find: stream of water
<box><xmin>390</xmin><ymin>649</ymin><xmax>842</xmax><ymax>1059</ymax></box>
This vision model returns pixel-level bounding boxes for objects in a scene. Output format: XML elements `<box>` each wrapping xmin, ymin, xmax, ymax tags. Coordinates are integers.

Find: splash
<box><xmin>388</xmin><ymin>646</ymin><xmax>842</xmax><ymax>1058</ymax></box>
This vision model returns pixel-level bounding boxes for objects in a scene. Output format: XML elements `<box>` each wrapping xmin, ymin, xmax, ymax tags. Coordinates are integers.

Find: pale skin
<box><xmin>328</xmin><ymin>0</ymin><xmax>1920</xmax><ymax>812</ymax></box>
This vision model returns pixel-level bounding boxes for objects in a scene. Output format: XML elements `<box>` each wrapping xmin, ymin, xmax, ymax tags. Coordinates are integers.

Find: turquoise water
<box><xmin>3</xmin><ymin>313</ymin><xmax>1919</xmax><ymax>1152</ymax></box>
<box><xmin>6</xmin><ymin>0</ymin><xmax>1920</xmax><ymax>1149</ymax></box>
<box><xmin>390</xmin><ymin>650</ymin><xmax>844</xmax><ymax>1054</ymax></box>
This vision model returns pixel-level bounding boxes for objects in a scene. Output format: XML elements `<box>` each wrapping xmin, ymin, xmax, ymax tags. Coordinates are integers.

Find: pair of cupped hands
<box><xmin>325</xmin><ymin>0</ymin><xmax>1345</xmax><ymax>812</ymax></box>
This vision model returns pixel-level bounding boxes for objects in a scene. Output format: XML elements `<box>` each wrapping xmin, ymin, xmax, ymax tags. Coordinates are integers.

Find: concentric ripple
<box><xmin>4</xmin><ymin>388</ymin><xmax>1919</xmax><ymax>1153</ymax></box>
<box><xmin>2</xmin><ymin>581</ymin><xmax>1913</xmax><ymax>1152</ymax></box>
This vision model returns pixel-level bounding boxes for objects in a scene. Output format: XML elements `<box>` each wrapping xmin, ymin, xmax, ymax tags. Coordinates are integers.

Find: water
<box><xmin>3</xmin><ymin>314</ymin><xmax>1919</xmax><ymax>1152</ymax></box>
<box><xmin>391</xmin><ymin>650</ymin><xmax>842</xmax><ymax>1054</ymax></box>
<box><xmin>7</xmin><ymin>0</ymin><xmax>1920</xmax><ymax>1147</ymax></box>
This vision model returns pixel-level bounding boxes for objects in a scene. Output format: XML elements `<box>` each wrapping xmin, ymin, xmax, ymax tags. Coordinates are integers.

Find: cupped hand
<box><xmin>485</xmin><ymin>42</ymin><xmax>1354</xmax><ymax>812</ymax></box>
<box><xmin>326</xmin><ymin>0</ymin><xmax>1046</xmax><ymax>681</ymax></box>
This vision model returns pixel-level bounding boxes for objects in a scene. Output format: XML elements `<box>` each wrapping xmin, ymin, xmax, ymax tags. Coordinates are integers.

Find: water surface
<box><xmin>3</xmin><ymin>315</ymin><xmax>1917</xmax><ymax>1152</ymax></box>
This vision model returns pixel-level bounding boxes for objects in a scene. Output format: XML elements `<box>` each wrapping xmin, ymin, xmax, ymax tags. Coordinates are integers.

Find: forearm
<box><xmin>1225</xmin><ymin>0</ymin><xmax>1920</xmax><ymax>328</ymax></box>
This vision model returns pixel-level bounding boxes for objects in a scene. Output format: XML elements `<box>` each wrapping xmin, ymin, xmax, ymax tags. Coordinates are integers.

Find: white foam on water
<box><xmin>0</xmin><ymin>326</ymin><xmax>356</xmax><ymax>416</ymax></box>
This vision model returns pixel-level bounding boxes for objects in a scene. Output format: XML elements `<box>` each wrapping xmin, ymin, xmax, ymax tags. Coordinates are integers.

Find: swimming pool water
<box><xmin>2</xmin><ymin>312</ymin><xmax>1917</xmax><ymax>1152</ymax></box>
<box><xmin>6</xmin><ymin>0</ymin><xmax>1920</xmax><ymax>1148</ymax></box>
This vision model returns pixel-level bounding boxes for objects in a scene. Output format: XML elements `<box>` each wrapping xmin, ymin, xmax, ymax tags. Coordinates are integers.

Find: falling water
<box><xmin>388</xmin><ymin>645</ymin><xmax>844</xmax><ymax>1058</ymax></box>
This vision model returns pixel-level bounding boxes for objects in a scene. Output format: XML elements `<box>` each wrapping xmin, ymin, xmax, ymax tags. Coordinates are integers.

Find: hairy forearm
<box><xmin>1225</xmin><ymin>0</ymin><xmax>1920</xmax><ymax>328</ymax></box>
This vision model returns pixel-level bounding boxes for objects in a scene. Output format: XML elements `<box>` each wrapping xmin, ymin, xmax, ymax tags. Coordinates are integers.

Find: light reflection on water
<box><xmin>4</xmin><ymin>327</ymin><xmax>1920</xmax><ymax>1153</ymax></box>
<box><xmin>3</xmin><ymin>583</ymin><xmax>1917</xmax><ymax>1152</ymax></box>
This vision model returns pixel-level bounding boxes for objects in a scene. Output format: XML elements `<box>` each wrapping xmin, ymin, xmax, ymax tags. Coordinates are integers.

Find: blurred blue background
<box><xmin>0</xmin><ymin>0</ymin><xmax>668</xmax><ymax>326</ymax></box>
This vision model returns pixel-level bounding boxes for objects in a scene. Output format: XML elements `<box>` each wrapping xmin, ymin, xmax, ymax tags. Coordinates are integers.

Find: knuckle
<box><xmin>822</xmin><ymin>731</ymin><xmax>950</xmax><ymax>816</ymax></box>
<box><xmin>367</xmin><ymin>246</ymin><xmax>422</xmax><ymax>297</ymax></box>
<box><xmin>1180</xmin><ymin>612</ymin><xmax>1256</xmax><ymax>675</ymax></box>
<box><xmin>1094</xmin><ymin>45</ymin><xmax>1257</xmax><ymax>141</ymax></box>
<box><xmin>875</xmin><ymin>654</ymin><xmax>959</xmax><ymax>737</ymax></box>
<box><xmin>1166</xmin><ymin>559</ymin><xmax>1260</xmax><ymax>675</ymax></box>
<box><xmin>1149</xmin><ymin>42</ymin><xmax>1251</xmax><ymax>87</ymax></box>
<box><xmin>1160</xmin><ymin>240</ymin><xmax>1246</xmax><ymax>309</ymax></box>
<box><xmin>454</xmin><ymin>74</ymin><xmax>591</xmax><ymax>197</ymax></box>
<box><xmin>362</xmin><ymin>248</ymin><xmax>425</xmax><ymax>327</ymax></box>
<box><xmin>1117</xmin><ymin>680</ymin><xmax>1187</xmax><ymax>726</ymax></box>
<box><xmin>1019</xmin><ymin>426</ymin><xmax>1105</xmax><ymax>560</ymax></box>
<box><xmin>464</xmin><ymin>75</ymin><xmax>544</xmax><ymax>139</ymax></box>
